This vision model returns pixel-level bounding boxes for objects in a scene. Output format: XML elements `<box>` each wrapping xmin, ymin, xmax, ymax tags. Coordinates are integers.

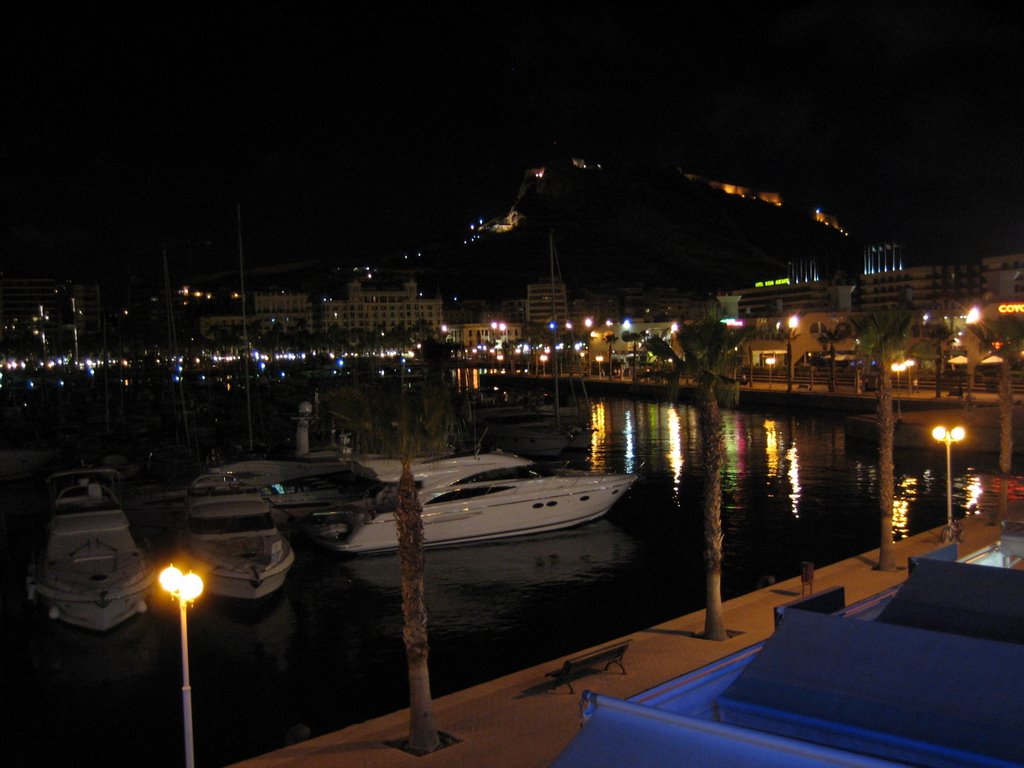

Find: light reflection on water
<box><xmin>2</xmin><ymin>396</ymin><xmax>1009</xmax><ymax>768</ymax></box>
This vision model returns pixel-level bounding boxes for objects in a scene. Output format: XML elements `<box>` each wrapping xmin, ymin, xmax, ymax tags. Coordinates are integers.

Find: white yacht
<box><xmin>181</xmin><ymin>474</ymin><xmax>295</xmax><ymax>599</ymax></box>
<box><xmin>27</xmin><ymin>468</ymin><xmax>155</xmax><ymax>632</ymax></box>
<box><xmin>298</xmin><ymin>451</ymin><xmax>637</xmax><ymax>555</ymax></box>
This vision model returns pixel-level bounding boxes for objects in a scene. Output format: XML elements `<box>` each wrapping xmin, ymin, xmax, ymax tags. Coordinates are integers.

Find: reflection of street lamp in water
<box><xmin>766</xmin><ymin>356</ymin><xmax>776</xmax><ymax>389</ymax></box>
<box><xmin>160</xmin><ymin>565</ymin><xmax>204</xmax><ymax>768</ymax></box>
<box><xmin>932</xmin><ymin>426</ymin><xmax>966</xmax><ymax>543</ymax></box>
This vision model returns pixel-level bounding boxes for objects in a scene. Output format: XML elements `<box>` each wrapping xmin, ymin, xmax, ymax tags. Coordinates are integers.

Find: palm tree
<box><xmin>852</xmin><ymin>309</ymin><xmax>917</xmax><ymax>572</ymax></box>
<box><xmin>603</xmin><ymin>331</ymin><xmax>618</xmax><ymax>378</ymax></box>
<box><xmin>622</xmin><ymin>330</ymin><xmax>643</xmax><ymax>384</ymax></box>
<box><xmin>325</xmin><ymin>378</ymin><xmax>456</xmax><ymax>754</ymax></box>
<box><xmin>969</xmin><ymin>314</ymin><xmax>1024</xmax><ymax>525</ymax></box>
<box><xmin>642</xmin><ymin>332</ymin><xmax>685</xmax><ymax>402</ymax></box>
<box><xmin>922</xmin><ymin>321</ymin><xmax>956</xmax><ymax>400</ymax></box>
<box><xmin>675</xmin><ymin>306</ymin><xmax>752</xmax><ymax>640</ymax></box>
<box><xmin>816</xmin><ymin>322</ymin><xmax>850</xmax><ymax>393</ymax></box>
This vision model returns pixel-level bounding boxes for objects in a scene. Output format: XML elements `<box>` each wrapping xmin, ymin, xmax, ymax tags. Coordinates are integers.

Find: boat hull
<box><xmin>182</xmin><ymin>476</ymin><xmax>297</xmax><ymax>599</ymax></box>
<box><xmin>305</xmin><ymin>474</ymin><xmax>636</xmax><ymax>555</ymax></box>
<box><xmin>32</xmin><ymin>577</ymin><xmax>153</xmax><ymax>632</ymax></box>
<box><xmin>197</xmin><ymin>550</ymin><xmax>295</xmax><ymax>599</ymax></box>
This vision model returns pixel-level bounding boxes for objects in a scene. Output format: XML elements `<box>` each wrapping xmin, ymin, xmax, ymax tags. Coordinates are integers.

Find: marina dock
<box><xmin>228</xmin><ymin>511</ymin><xmax>1008</xmax><ymax>767</ymax></box>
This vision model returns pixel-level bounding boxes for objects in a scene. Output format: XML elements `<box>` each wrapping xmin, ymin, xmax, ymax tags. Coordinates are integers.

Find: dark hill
<box><xmin>399</xmin><ymin>160</ymin><xmax>864</xmax><ymax>302</ymax></box>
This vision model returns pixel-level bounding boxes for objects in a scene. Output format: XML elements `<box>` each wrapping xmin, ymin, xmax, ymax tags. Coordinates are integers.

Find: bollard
<box><xmin>800</xmin><ymin>561</ymin><xmax>814</xmax><ymax>596</ymax></box>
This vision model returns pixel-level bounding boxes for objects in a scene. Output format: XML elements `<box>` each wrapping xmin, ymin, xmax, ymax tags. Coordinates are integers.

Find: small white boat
<box><xmin>298</xmin><ymin>451</ymin><xmax>637</xmax><ymax>556</ymax></box>
<box><xmin>181</xmin><ymin>474</ymin><xmax>295</xmax><ymax>599</ymax></box>
<box><xmin>26</xmin><ymin>468</ymin><xmax>155</xmax><ymax>632</ymax></box>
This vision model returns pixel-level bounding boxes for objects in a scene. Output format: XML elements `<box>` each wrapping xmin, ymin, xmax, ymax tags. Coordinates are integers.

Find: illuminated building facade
<box><xmin>321</xmin><ymin>279</ymin><xmax>442</xmax><ymax>335</ymax></box>
<box><xmin>253</xmin><ymin>291</ymin><xmax>313</xmax><ymax>333</ymax></box>
<box><xmin>856</xmin><ymin>263</ymin><xmax>983</xmax><ymax>314</ymax></box>
<box><xmin>0</xmin><ymin>277</ymin><xmax>101</xmax><ymax>346</ymax></box>
<box><xmin>526</xmin><ymin>278</ymin><xmax>569</xmax><ymax>325</ymax></box>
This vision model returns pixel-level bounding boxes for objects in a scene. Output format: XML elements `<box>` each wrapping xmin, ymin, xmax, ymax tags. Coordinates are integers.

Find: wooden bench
<box><xmin>545</xmin><ymin>639</ymin><xmax>631</xmax><ymax>693</ymax></box>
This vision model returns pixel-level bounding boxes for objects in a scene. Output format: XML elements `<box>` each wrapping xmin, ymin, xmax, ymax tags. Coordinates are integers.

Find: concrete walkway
<box><xmin>228</xmin><ymin>512</ymin><xmax>1007</xmax><ymax>768</ymax></box>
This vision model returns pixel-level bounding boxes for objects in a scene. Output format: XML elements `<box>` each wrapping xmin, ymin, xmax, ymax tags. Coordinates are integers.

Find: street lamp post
<box><xmin>766</xmin><ymin>356</ymin><xmax>776</xmax><ymax>389</ymax></box>
<box><xmin>892</xmin><ymin>362</ymin><xmax>906</xmax><ymax>419</ymax></box>
<box><xmin>160</xmin><ymin>565</ymin><xmax>204</xmax><ymax>768</ymax></box>
<box><xmin>932</xmin><ymin>426</ymin><xmax>965</xmax><ymax>543</ymax></box>
<box><xmin>786</xmin><ymin>315</ymin><xmax>798</xmax><ymax>393</ymax></box>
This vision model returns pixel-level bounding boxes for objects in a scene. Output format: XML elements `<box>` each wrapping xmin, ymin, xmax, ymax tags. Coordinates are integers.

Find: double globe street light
<box><xmin>931</xmin><ymin>426</ymin><xmax>966</xmax><ymax>543</ymax></box>
<box><xmin>160</xmin><ymin>565</ymin><xmax>204</xmax><ymax>768</ymax></box>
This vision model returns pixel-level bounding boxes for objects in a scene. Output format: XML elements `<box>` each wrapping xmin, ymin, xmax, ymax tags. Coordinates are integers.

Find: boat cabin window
<box><xmin>188</xmin><ymin>512</ymin><xmax>276</xmax><ymax>535</ymax></box>
<box><xmin>426</xmin><ymin>485</ymin><xmax>514</xmax><ymax>504</ymax></box>
<box><xmin>54</xmin><ymin>484</ymin><xmax>120</xmax><ymax>511</ymax></box>
<box><xmin>188</xmin><ymin>482</ymin><xmax>261</xmax><ymax>498</ymax></box>
<box><xmin>266</xmin><ymin>472</ymin><xmax>379</xmax><ymax>497</ymax></box>
<box><xmin>457</xmin><ymin>465</ymin><xmax>557</xmax><ymax>484</ymax></box>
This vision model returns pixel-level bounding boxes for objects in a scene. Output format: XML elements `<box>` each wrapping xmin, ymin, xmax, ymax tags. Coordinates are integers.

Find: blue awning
<box><xmin>717</xmin><ymin>611</ymin><xmax>1024</xmax><ymax>766</ymax></box>
<box><xmin>550</xmin><ymin>692</ymin><xmax>902</xmax><ymax>767</ymax></box>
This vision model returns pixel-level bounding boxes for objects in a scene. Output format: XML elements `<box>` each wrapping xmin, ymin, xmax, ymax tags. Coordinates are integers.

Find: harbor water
<box><xmin>0</xmin><ymin>396</ymin><xmax>1006</xmax><ymax>767</ymax></box>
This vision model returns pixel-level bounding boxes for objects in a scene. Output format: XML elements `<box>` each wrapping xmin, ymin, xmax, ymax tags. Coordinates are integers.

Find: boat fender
<box><xmin>48</xmin><ymin>605</ymin><xmax>60</xmax><ymax>621</ymax></box>
<box><xmin>136</xmin><ymin>600</ymin><xmax>148</xmax><ymax>615</ymax></box>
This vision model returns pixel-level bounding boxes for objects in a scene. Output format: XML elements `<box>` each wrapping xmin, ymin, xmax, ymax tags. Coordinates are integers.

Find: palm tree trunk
<box><xmin>395</xmin><ymin>461</ymin><xmax>440</xmax><ymax>754</ymax></box>
<box><xmin>877</xmin><ymin>371</ymin><xmax>897</xmax><ymax>571</ymax></box>
<box><xmin>997</xmin><ymin>360</ymin><xmax>1014</xmax><ymax>527</ymax></box>
<box><xmin>698</xmin><ymin>382</ymin><xmax>727</xmax><ymax>640</ymax></box>
<box><xmin>999</xmin><ymin>360</ymin><xmax>1013</xmax><ymax>477</ymax></box>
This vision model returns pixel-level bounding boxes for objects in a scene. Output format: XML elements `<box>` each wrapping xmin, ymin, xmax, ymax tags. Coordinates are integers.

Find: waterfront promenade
<box><xmin>229</xmin><ymin>511</ymin><xmax>1008</xmax><ymax>768</ymax></box>
<box><xmin>482</xmin><ymin>369</ymin><xmax>1004</xmax><ymax>414</ymax></box>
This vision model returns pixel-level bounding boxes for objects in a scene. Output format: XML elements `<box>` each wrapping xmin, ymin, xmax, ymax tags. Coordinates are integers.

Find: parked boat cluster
<box><xmin>18</xmin><ymin>430</ymin><xmax>636</xmax><ymax>633</ymax></box>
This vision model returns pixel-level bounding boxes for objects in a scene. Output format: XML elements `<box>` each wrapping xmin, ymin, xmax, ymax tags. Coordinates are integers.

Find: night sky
<box><xmin>5</xmin><ymin>4</ymin><xmax>1024</xmax><ymax>304</ymax></box>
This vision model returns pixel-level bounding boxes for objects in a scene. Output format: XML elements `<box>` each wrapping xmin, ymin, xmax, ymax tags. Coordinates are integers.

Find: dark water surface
<box><xmin>0</xmin><ymin>397</ymin><xmax>1001</xmax><ymax>767</ymax></box>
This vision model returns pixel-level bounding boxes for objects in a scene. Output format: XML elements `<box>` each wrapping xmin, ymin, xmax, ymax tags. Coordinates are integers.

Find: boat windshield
<box><xmin>456</xmin><ymin>464</ymin><xmax>559</xmax><ymax>484</ymax></box>
<box><xmin>426</xmin><ymin>485</ymin><xmax>515</xmax><ymax>504</ymax></box>
<box><xmin>266</xmin><ymin>472</ymin><xmax>379</xmax><ymax>496</ymax></box>
<box><xmin>188</xmin><ymin>513</ymin><xmax>276</xmax><ymax>535</ymax></box>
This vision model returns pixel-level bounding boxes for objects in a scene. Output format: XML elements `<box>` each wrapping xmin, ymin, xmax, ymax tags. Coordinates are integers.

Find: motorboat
<box><xmin>298</xmin><ymin>451</ymin><xmax>637</xmax><ymax>555</ymax></box>
<box><xmin>181</xmin><ymin>473</ymin><xmax>296</xmax><ymax>599</ymax></box>
<box><xmin>0</xmin><ymin>446</ymin><xmax>59</xmax><ymax>482</ymax></box>
<box><xmin>467</xmin><ymin>406</ymin><xmax>591</xmax><ymax>458</ymax></box>
<box><xmin>203</xmin><ymin>403</ymin><xmax>384</xmax><ymax>521</ymax></box>
<box><xmin>26</xmin><ymin>468</ymin><xmax>155</xmax><ymax>632</ymax></box>
<box><xmin>203</xmin><ymin>456</ymin><xmax>379</xmax><ymax>521</ymax></box>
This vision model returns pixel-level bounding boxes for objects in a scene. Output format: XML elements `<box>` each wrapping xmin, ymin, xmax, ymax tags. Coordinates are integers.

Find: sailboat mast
<box><xmin>549</xmin><ymin>230</ymin><xmax>560</xmax><ymax>426</ymax></box>
<box><xmin>162</xmin><ymin>243</ymin><xmax>193</xmax><ymax>455</ymax></box>
<box><xmin>237</xmin><ymin>203</ymin><xmax>255</xmax><ymax>453</ymax></box>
